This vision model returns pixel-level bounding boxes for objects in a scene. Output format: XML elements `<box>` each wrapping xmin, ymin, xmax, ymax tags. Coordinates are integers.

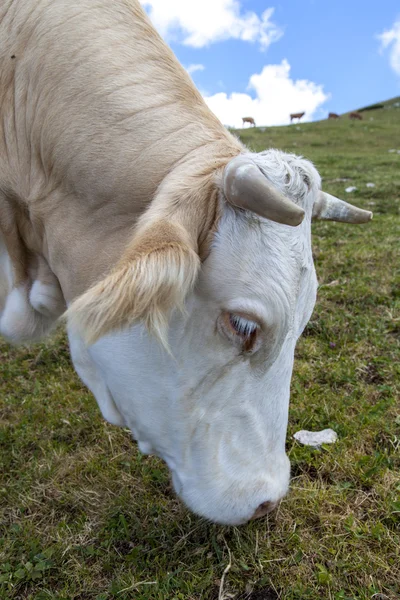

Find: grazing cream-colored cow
<box><xmin>0</xmin><ymin>0</ymin><xmax>372</xmax><ymax>525</ymax></box>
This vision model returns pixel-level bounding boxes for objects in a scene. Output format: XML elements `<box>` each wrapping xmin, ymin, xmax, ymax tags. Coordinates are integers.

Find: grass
<box><xmin>1</xmin><ymin>100</ymin><xmax>400</xmax><ymax>600</ymax></box>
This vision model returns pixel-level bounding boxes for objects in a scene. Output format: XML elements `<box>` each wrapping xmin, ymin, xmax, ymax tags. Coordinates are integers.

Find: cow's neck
<box><xmin>40</xmin><ymin>139</ymin><xmax>240</xmax><ymax>303</ymax></box>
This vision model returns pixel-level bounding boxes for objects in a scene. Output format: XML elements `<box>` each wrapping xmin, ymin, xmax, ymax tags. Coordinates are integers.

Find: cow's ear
<box><xmin>67</xmin><ymin>153</ymin><xmax>224</xmax><ymax>347</ymax></box>
<box><xmin>67</xmin><ymin>219</ymin><xmax>200</xmax><ymax>348</ymax></box>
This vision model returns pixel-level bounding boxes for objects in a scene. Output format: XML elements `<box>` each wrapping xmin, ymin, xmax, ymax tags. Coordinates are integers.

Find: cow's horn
<box><xmin>312</xmin><ymin>191</ymin><xmax>373</xmax><ymax>223</ymax></box>
<box><xmin>223</xmin><ymin>155</ymin><xmax>305</xmax><ymax>226</ymax></box>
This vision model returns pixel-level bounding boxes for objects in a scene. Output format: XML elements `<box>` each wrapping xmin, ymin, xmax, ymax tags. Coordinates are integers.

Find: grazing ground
<box><xmin>1</xmin><ymin>99</ymin><xmax>399</xmax><ymax>600</ymax></box>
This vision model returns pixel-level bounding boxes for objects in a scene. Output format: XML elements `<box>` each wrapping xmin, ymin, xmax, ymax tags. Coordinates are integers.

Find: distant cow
<box><xmin>328</xmin><ymin>112</ymin><xmax>340</xmax><ymax>119</ymax></box>
<box><xmin>349</xmin><ymin>112</ymin><xmax>363</xmax><ymax>121</ymax></box>
<box><xmin>290</xmin><ymin>112</ymin><xmax>305</xmax><ymax>123</ymax></box>
<box><xmin>242</xmin><ymin>116</ymin><xmax>256</xmax><ymax>128</ymax></box>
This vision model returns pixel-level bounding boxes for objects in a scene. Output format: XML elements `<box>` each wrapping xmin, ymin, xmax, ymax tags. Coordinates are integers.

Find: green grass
<box><xmin>1</xmin><ymin>101</ymin><xmax>400</xmax><ymax>600</ymax></box>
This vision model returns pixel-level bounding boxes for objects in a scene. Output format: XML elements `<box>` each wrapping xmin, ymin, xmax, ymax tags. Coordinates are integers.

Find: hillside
<box><xmin>357</xmin><ymin>96</ymin><xmax>400</xmax><ymax>112</ymax></box>
<box><xmin>237</xmin><ymin>97</ymin><xmax>400</xmax><ymax>220</ymax></box>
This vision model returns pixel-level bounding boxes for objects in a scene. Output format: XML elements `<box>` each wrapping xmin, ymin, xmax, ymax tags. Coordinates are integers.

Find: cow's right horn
<box><xmin>312</xmin><ymin>192</ymin><xmax>373</xmax><ymax>223</ymax></box>
<box><xmin>223</xmin><ymin>155</ymin><xmax>305</xmax><ymax>226</ymax></box>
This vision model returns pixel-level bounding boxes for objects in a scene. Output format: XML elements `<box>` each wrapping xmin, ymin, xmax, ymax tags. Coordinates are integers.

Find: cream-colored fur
<box><xmin>68</xmin><ymin>220</ymin><xmax>200</xmax><ymax>346</ymax></box>
<box><xmin>0</xmin><ymin>234</ymin><xmax>11</xmax><ymax>313</ymax></box>
<box><xmin>0</xmin><ymin>0</ymin><xmax>243</xmax><ymax>343</ymax></box>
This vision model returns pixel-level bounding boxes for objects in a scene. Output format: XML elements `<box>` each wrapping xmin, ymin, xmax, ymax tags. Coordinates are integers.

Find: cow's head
<box><xmin>68</xmin><ymin>149</ymin><xmax>371</xmax><ymax>525</ymax></box>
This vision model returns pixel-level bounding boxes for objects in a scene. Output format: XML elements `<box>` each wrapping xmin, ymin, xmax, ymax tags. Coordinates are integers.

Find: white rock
<box><xmin>293</xmin><ymin>428</ymin><xmax>338</xmax><ymax>447</ymax></box>
<box><xmin>388</xmin><ymin>149</ymin><xmax>397</xmax><ymax>153</ymax></box>
<box><xmin>366</xmin><ymin>183</ymin><xmax>375</xmax><ymax>188</ymax></box>
<box><xmin>345</xmin><ymin>186</ymin><xmax>357</xmax><ymax>193</ymax></box>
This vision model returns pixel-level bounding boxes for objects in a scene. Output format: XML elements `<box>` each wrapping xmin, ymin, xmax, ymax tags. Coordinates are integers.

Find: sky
<box><xmin>140</xmin><ymin>0</ymin><xmax>400</xmax><ymax>128</ymax></box>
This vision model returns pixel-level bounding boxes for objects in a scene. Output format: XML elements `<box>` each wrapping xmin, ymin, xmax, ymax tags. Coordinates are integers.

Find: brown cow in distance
<box><xmin>290</xmin><ymin>112</ymin><xmax>305</xmax><ymax>123</ymax></box>
<box><xmin>242</xmin><ymin>116</ymin><xmax>256</xmax><ymax>127</ymax></box>
<box><xmin>349</xmin><ymin>111</ymin><xmax>363</xmax><ymax>121</ymax></box>
<box><xmin>328</xmin><ymin>112</ymin><xmax>340</xmax><ymax>119</ymax></box>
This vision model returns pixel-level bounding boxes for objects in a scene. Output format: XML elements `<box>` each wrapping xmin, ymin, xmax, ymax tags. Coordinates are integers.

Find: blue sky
<box><xmin>141</xmin><ymin>0</ymin><xmax>400</xmax><ymax>127</ymax></box>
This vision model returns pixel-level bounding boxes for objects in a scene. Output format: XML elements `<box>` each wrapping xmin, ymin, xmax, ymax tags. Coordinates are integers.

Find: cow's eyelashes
<box><xmin>228</xmin><ymin>314</ymin><xmax>258</xmax><ymax>338</ymax></box>
<box><xmin>218</xmin><ymin>312</ymin><xmax>261</xmax><ymax>353</ymax></box>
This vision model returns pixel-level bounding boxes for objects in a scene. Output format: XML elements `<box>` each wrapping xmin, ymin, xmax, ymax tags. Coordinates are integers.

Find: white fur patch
<box><xmin>68</xmin><ymin>330</ymin><xmax>126</xmax><ymax>427</ymax></box>
<box><xmin>0</xmin><ymin>285</ymin><xmax>58</xmax><ymax>343</ymax></box>
<box><xmin>30</xmin><ymin>280</ymin><xmax>65</xmax><ymax>317</ymax></box>
<box><xmin>0</xmin><ymin>287</ymin><xmax>39</xmax><ymax>341</ymax></box>
<box><xmin>251</xmin><ymin>149</ymin><xmax>321</xmax><ymax>207</ymax></box>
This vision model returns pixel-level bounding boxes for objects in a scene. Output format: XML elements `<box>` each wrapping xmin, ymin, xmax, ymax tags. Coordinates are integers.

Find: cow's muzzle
<box><xmin>250</xmin><ymin>500</ymin><xmax>278</xmax><ymax>520</ymax></box>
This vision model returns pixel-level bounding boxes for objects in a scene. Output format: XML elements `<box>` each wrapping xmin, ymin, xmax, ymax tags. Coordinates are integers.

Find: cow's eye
<box><xmin>218</xmin><ymin>312</ymin><xmax>260</xmax><ymax>353</ymax></box>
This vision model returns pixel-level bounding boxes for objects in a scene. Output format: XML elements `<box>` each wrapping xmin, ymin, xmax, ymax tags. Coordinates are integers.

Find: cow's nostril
<box><xmin>251</xmin><ymin>500</ymin><xmax>278</xmax><ymax>520</ymax></box>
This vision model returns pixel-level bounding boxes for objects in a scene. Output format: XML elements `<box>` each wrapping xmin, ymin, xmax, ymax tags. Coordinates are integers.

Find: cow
<box><xmin>0</xmin><ymin>0</ymin><xmax>372</xmax><ymax>525</ymax></box>
<box><xmin>242</xmin><ymin>117</ymin><xmax>256</xmax><ymax>128</ymax></box>
<box><xmin>328</xmin><ymin>112</ymin><xmax>340</xmax><ymax>120</ymax></box>
<box><xmin>290</xmin><ymin>112</ymin><xmax>305</xmax><ymax>123</ymax></box>
<box><xmin>349</xmin><ymin>111</ymin><xmax>363</xmax><ymax>121</ymax></box>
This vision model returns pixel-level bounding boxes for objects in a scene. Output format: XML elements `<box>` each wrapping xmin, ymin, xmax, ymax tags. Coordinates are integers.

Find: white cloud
<box><xmin>204</xmin><ymin>59</ymin><xmax>329</xmax><ymax>128</ymax></box>
<box><xmin>378</xmin><ymin>19</ymin><xmax>400</xmax><ymax>75</ymax></box>
<box><xmin>186</xmin><ymin>64</ymin><xmax>205</xmax><ymax>75</ymax></box>
<box><xmin>140</xmin><ymin>0</ymin><xmax>283</xmax><ymax>49</ymax></box>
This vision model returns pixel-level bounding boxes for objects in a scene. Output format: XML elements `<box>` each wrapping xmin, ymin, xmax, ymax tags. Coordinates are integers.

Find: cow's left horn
<box><xmin>313</xmin><ymin>192</ymin><xmax>373</xmax><ymax>223</ymax></box>
<box><xmin>223</xmin><ymin>156</ymin><xmax>305</xmax><ymax>226</ymax></box>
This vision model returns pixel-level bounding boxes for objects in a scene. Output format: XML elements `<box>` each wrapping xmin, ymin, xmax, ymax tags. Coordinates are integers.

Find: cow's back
<box><xmin>0</xmin><ymin>0</ymin><xmax>230</xmax><ymax>208</ymax></box>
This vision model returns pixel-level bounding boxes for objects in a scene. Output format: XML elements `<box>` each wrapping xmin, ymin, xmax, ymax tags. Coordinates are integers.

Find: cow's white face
<box><xmin>69</xmin><ymin>150</ymin><xmax>320</xmax><ymax>525</ymax></box>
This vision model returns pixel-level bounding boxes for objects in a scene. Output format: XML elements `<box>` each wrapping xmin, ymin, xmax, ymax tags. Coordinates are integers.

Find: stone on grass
<box><xmin>293</xmin><ymin>428</ymin><xmax>338</xmax><ymax>448</ymax></box>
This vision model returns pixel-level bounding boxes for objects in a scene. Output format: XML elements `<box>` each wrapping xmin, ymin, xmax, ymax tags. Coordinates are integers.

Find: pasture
<box><xmin>1</xmin><ymin>100</ymin><xmax>399</xmax><ymax>600</ymax></box>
